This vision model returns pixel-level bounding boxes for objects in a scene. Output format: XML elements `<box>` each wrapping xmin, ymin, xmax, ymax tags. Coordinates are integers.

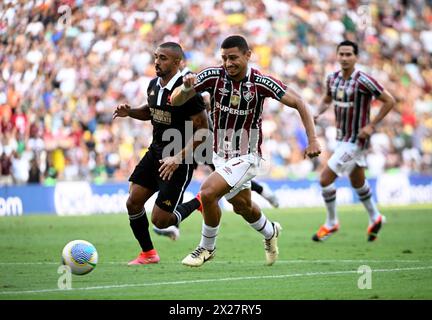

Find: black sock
<box><xmin>251</xmin><ymin>180</ymin><xmax>263</xmax><ymax>194</ymax></box>
<box><xmin>129</xmin><ymin>209</ymin><xmax>154</xmax><ymax>252</ymax></box>
<box><xmin>174</xmin><ymin>198</ymin><xmax>201</xmax><ymax>225</ymax></box>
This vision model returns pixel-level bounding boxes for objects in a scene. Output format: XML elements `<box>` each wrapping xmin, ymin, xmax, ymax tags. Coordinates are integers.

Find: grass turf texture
<box><xmin>1</xmin><ymin>204</ymin><xmax>431</xmax><ymax>300</ymax></box>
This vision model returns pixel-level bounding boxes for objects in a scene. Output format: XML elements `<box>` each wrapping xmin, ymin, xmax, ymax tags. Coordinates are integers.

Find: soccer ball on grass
<box><xmin>61</xmin><ymin>240</ymin><xmax>98</xmax><ymax>275</ymax></box>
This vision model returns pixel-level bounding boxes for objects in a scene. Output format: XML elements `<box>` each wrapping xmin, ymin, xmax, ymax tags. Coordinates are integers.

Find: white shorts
<box><xmin>328</xmin><ymin>142</ymin><xmax>367</xmax><ymax>177</ymax></box>
<box><xmin>213</xmin><ymin>152</ymin><xmax>260</xmax><ymax>200</ymax></box>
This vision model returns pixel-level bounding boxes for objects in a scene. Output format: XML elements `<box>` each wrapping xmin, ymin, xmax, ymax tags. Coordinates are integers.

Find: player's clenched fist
<box><xmin>304</xmin><ymin>139</ymin><xmax>322</xmax><ymax>159</ymax></box>
<box><xmin>182</xmin><ymin>73</ymin><xmax>197</xmax><ymax>90</ymax></box>
<box><xmin>113</xmin><ymin>103</ymin><xmax>131</xmax><ymax>119</ymax></box>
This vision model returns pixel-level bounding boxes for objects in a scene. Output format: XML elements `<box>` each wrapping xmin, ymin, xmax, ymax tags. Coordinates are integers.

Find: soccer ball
<box><xmin>61</xmin><ymin>240</ymin><xmax>98</xmax><ymax>275</ymax></box>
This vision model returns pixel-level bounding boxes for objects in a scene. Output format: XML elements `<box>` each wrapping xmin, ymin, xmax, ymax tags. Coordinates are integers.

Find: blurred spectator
<box><xmin>11</xmin><ymin>151</ymin><xmax>30</xmax><ymax>184</ymax></box>
<box><xmin>28</xmin><ymin>156</ymin><xmax>41</xmax><ymax>184</ymax></box>
<box><xmin>0</xmin><ymin>0</ymin><xmax>431</xmax><ymax>186</ymax></box>
<box><xmin>0</xmin><ymin>151</ymin><xmax>13</xmax><ymax>185</ymax></box>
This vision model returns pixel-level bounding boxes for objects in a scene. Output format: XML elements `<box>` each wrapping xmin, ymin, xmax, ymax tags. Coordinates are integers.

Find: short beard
<box><xmin>156</xmin><ymin>70</ymin><xmax>165</xmax><ymax>77</ymax></box>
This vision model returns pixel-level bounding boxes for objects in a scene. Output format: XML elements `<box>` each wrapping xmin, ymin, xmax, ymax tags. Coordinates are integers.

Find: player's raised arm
<box><xmin>171</xmin><ymin>73</ymin><xmax>197</xmax><ymax>106</ymax></box>
<box><xmin>280</xmin><ymin>87</ymin><xmax>322</xmax><ymax>159</ymax></box>
<box><xmin>113</xmin><ymin>103</ymin><xmax>151</xmax><ymax>121</ymax></box>
<box><xmin>358</xmin><ymin>89</ymin><xmax>395</xmax><ymax>139</ymax></box>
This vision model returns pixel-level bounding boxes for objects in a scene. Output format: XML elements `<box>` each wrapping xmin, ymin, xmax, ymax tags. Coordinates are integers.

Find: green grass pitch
<box><xmin>1</xmin><ymin>204</ymin><xmax>431</xmax><ymax>300</ymax></box>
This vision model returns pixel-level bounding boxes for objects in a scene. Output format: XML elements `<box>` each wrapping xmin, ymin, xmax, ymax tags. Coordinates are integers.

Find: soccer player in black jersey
<box><xmin>113</xmin><ymin>42</ymin><xmax>208</xmax><ymax>265</ymax></box>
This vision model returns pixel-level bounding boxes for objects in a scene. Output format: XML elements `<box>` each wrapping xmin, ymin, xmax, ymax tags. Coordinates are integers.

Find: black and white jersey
<box><xmin>146</xmin><ymin>71</ymin><xmax>205</xmax><ymax>159</ymax></box>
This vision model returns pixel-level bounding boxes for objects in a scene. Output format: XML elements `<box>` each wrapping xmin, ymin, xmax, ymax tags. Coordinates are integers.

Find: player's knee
<box><xmin>200</xmin><ymin>187</ymin><xmax>218</xmax><ymax>206</ymax></box>
<box><xmin>126</xmin><ymin>196</ymin><xmax>144</xmax><ymax>215</ymax></box>
<box><xmin>319</xmin><ymin>176</ymin><xmax>329</xmax><ymax>187</ymax></box>
<box><xmin>320</xmin><ymin>171</ymin><xmax>334</xmax><ymax>187</ymax></box>
<box><xmin>320</xmin><ymin>167</ymin><xmax>338</xmax><ymax>187</ymax></box>
<box><xmin>151</xmin><ymin>214</ymin><xmax>172</xmax><ymax>229</ymax></box>
<box><xmin>349</xmin><ymin>175</ymin><xmax>365</xmax><ymax>188</ymax></box>
<box><xmin>151</xmin><ymin>206</ymin><xmax>175</xmax><ymax>228</ymax></box>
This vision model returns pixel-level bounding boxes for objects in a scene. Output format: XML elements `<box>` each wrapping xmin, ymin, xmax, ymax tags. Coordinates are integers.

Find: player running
<box><xmin>171</xmin><ymin>35</ymin><xmax>321</xmax><ymax>267</ymax></box>
<box><xmin>113</xmin><ymin>42</ymin><xmax>208</xmax><ymax>265</ymax></box>
<box><xmin>152</xmin><ymin>56</ymin><xmax>279</xmax><ymax>242</ymax></box>
<box><xmin>312</xmin><ymin>40</ymin><xmax>395</xmax><ymax>242</ymax></box>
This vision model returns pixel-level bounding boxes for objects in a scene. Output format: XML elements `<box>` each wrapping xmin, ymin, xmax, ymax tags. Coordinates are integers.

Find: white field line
<box><xmin>0</xmin><ymin>259</ymin><xmax>428</xmax><ymax>266</ymax></box>
<box><xmin>1</xmin><ymin>265</ymin><xmax>431</xmax><ymax>295</ymax></box>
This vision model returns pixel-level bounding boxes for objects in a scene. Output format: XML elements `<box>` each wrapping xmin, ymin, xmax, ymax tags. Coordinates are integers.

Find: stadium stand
<box><xmin>0</xmin><ymin>0</ymin><xmax>431</xmax><ymax>185</ymax></box>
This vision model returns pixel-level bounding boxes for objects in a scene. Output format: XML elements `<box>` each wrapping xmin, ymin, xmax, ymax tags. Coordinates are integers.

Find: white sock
<box><xmin>321</xmin><ymin>184</ymin><xmax>338</xmax><ymax>228</ymax></box>
<box><xmin>199</xmin><ymin>222</ymin><xmax>219</xmax><ymax>250</ymax></box>
<box><xmin>261</xmin><ymin>185</ymin><xmax>273</xmax><ymax>198</ymax></box>
<box><xmin>355</xmin><ymin>181</ymin><xmax>380</xmax><ymax>225</ymax></box>
<box><xmin>249</xmin><ymin>212</ymin><xmax>275</xmax><ymax>240</ymax></box>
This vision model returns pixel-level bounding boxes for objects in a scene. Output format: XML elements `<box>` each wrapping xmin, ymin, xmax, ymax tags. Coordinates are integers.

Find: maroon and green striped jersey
<box><xmin>193</xmin><ymin>66</ymin><xmax>287</xmax><ymax>159</ymax></box>
<box><xmin>327</xmin><ymin>69</ymin><xmax>384</xmax><ymax>149</ymax></box>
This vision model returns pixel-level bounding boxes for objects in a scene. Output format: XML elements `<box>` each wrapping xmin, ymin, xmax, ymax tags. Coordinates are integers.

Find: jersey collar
<box><xmin>157</xmin><ymin>71</ymin><xmax>182</xmax><ymax>90</ymax></box>
<box><xmin>338</xmin><ymin>68</ymin><xmax>358</xmax><ymax>80</ymax></box>
<box><xmin>181</xmin><ymin>67</ymin><xmax>191</xmax><ymax>76</ymax></box>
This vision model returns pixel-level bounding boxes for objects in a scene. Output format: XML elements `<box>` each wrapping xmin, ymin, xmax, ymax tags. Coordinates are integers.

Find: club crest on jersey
<box><xmin>242</xmin><ymin>90</ymin><xmax>255</xmax><ymax>102</ymax></box>
<box><xmin>345</xmin><ymin>80</ymin><xmax>355</xmax><ymax>96</ymax></box>
<box><xmin>230</xmin><ymin>95</ymin><xmax>240</xmax><ymax>106</ymax></box>
<box><xmin>242</xmin><ymin>81</ymin><xmax>255</xmax><ymax>102</ymax></box>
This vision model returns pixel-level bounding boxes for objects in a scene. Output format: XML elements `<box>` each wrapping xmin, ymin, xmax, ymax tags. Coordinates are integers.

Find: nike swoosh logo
<box><xmin>203</xmin><ymin>252</ymin><xmax>214</xmax><ymax>262</ymax></box>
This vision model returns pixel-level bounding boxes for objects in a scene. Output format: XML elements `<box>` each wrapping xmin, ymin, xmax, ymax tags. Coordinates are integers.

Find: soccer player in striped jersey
<box><xmin>153</xmin><ymin>57</ymin><xmax>280</xmax><ymax>242</ymax></box>
<box><xmin>182</xmin><ymin>56</ymin><xmax>281</xmax><ymax>207</ymax></box>
<box><xmin>312</xmin><ymin>40</ymin><xmax>395</xmax><ymax>242</ymax></box>
<box><xmin>171</xmin><ymin>35</ymin><xmax>321</xmax><ymax>267</ymax></box>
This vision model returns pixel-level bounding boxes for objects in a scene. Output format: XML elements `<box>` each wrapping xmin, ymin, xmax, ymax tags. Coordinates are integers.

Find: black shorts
<box><xmin>129</xmin><ymin>150</ymin><xmax>194</xmax><ymax>212</ymax></box>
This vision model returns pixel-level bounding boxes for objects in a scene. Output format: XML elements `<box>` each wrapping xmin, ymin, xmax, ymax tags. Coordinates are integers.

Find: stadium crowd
<box><xmin>1</xmin><ymin>0</ymin><xmax>431</xmax><ymax>185</ymax></box>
